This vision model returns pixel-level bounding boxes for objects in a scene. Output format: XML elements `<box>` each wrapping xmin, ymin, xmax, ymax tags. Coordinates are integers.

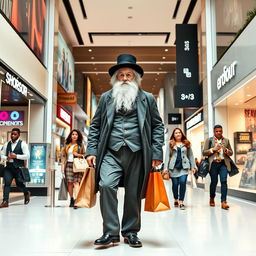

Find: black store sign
<box><xmin>174</xmin><ymin>24</ymin><xmax>202</xmax><ymax>108</ymax></box>
<box><xmin>176</xmin><ymin>24</ymin><xmax>199</xmax><ymax>86</ymax></box>
<box><xmin>168</xmin><ymin>113</ymin><xmax>182</xmax><ymax>124</ymax></box>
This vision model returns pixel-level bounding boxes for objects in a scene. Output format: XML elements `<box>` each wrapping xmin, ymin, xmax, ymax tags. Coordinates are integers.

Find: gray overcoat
<box><xmin>86</xmin><ymin>89</ymin><xmax>164</xmax><ymax>199</ymax></box>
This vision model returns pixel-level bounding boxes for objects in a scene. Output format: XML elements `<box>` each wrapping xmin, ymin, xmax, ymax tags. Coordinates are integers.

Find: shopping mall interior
<box><xmin>0</xmin><ymin>1</ymin><xmax>256</xmax><ymax>255</ymax></box>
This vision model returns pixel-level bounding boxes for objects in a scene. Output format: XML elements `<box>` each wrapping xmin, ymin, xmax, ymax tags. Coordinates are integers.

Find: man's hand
<box><xmin>7</xmin><ymin>153</ymin><xmax>17</xmax><ymax>160</ymax></box>
<box><xmin>86</xmin><ymin>155</ymin><xmax>96</xmax><ymax>167</ymax></box>
<box><xmin>212</xmin><ymin>144</ymin><xmax>221</xmax><ymax>152</ymax></box>
<box><xmin>152</xmin><ymin>160</ymin><xmax>162</xmax><ymax>169</ymax></box>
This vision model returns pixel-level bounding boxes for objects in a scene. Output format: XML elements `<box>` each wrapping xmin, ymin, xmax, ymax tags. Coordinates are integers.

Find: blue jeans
<box><xmin>209</xmin><ymin>161</ymin><xmax>228</xmax><ymax>202</ymax></box>
<box><xmin>171</xmin><ymin>174</ymin><xmax>188</xmax><ymax>201</ymax></box>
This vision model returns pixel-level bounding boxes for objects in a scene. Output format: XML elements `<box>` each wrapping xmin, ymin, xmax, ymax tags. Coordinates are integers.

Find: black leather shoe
<box><xmin>94</xmin><ymin>234</ymin><xmax>120</xmax><ymax>245</ymax></box>
<box><xmin>24</xmin><ymin>191</ymin><xmax>31</xmax><ymax>205</ymax></box>
<box><xmin>124</xmin><ymin>234</ymin><xmax>142</xmax><ymax>248</ymax></box>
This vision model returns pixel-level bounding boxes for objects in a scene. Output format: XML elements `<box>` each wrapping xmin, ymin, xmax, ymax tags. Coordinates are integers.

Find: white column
<box><xmin>205</xmin><ymin>0</ymin><xmax>217</xmax><ymax>136</ymax></box>
<box><xmin>45</xmin><ymin>0</ymin><xmax>56</xmax><ymax>144</ymax></box>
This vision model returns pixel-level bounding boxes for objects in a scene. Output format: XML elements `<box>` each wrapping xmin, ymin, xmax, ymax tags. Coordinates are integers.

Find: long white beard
<box><xmin>112</xmin><ymin>81</ymin><xmax>139</xmax><ymax>112</ymax></box>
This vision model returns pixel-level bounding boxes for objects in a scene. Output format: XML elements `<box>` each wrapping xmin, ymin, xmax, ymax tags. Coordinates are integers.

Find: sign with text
<box><xmin>168</xmin><ymin>113</ymin><xmax>182</xmax><ymax>125</ymax></box>
<box><xmin>176</xmin><ymin>24</ymin><xmax>199</xmax><ymax>86</ymax></box>
<box><xmin>0</xmin><ymin>111</ymin><xmax>24</xmax><ymax>126</ymax></box>
<box><xmin>57</xmin><ymin>105</ymin><xmax>72</xmax><ymax>126</ymax></box>
<box><xmin>174</xmin><ymin>85</ymin><xmax>202</xmax><ymax>108</ymax></box>
<box><xmin>57</xmin><ymin>93</ymin><xmax>77</xmax><ymax>105</ymax></box>
<box><xmin>29</xmin><ymin>144</ymin><xmax>47</xmax><ymax>185</ymax></box>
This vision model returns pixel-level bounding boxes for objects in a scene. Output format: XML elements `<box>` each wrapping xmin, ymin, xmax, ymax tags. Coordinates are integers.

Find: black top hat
<box><xmin>108</xmin><ymin>54</ymin><xmax>144</xmax><ymax>77</ymax></box>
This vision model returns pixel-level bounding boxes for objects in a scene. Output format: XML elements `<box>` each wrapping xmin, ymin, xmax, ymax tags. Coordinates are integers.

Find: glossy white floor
<box><xmin>0</xmin><ymin>182</ymin><xmax>255</xmax><ymax>256</ymax></box>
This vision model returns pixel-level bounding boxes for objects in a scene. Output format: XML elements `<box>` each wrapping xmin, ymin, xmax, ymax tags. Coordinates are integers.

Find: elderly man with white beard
<box><xmin>86</xmin><ymin>54</ymin><xmax>164</xmax><ymax>248</ymax></box>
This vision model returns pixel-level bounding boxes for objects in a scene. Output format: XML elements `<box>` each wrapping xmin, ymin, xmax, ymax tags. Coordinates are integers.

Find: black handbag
<box><xmin>198</xmin><ymin>159</ymin><xmax>209</xmax><ymax>178</ymax></box>
<box><xmin>229</xmin><ymin>158</ymin><xmax>239</xmax><ymax>177</ymax></box>
<box><xmin>18</xmin><ymin>167</ymin><xmax>31</xmax><ymax>182</ymax></box>
<box><xmin>0</xmin><ymin>164</ymin><xmax>5</xmax><ymax>177</ymax></box>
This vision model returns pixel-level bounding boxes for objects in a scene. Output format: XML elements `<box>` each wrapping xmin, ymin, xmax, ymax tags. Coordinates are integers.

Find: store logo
<box><xmin>5</xmin><ymin>72</ymin><xmax>28</xmax><ymax>97</ymax></box>
<box><xmin>0</xmin><ymin>111</ymin><xmax>24</xmax><ymax>126</ymax></box>
<box><xmin>217</xmin><ymin>61</ymin><xmax>237</xmax><ymax>90</ymax></box>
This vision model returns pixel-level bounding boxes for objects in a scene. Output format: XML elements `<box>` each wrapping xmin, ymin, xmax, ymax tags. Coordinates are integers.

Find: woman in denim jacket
<box><xmin>166</xmin><ymin>128</ymin><xmax>196</xmax><ymax>209</ymax></box>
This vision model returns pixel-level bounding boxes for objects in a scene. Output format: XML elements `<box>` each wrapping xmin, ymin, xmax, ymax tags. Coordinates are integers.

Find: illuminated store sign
<box><xmin>217</xmin><ymin>61</ymin><xmax>237</xmax><ymax>90</ymax></box>
<box><xmin>57</xmin><ymin>106</ymin><xmax>72</xmax><ymax>126</ymax></box>
<box><xmin>0</xmin><ymin>111</ymin><xmax>24</xmax><ymax>126</ymax></box>
<box><xmin>186</xmin><ymin>111</ymin><xmax>203</xmax><ymax>130</ymax></box>
<box><xmin>5</xmin><ymin>72</ymin><xmax>28</xmax><ymax>97</ymax></box>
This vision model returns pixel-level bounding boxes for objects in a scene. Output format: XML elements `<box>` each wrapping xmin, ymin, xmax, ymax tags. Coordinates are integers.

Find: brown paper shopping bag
<box><xmin>75</xmin><ymin>167</ymin><xmax>96</xmax><ymax>208</ymax></box>
<box><xmin>144</xmin><ymin>170</ymin><xmax>171</xmax><ymax>212</ymax></box>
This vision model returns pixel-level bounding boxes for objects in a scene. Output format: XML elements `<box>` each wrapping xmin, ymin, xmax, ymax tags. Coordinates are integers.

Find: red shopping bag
<box><xmin>144</xmin><ymin>170</ymin><xmax>171</xmax><ymax>212</ymax></box>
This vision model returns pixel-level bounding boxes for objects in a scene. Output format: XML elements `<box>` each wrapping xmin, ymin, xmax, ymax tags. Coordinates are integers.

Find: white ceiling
<box><xmin>59</xmin><ymin>0</ymin><xmax>201</xmax><ymax>47</ymax></box>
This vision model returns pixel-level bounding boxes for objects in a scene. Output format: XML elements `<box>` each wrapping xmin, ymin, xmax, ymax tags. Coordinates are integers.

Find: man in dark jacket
<box><xmin>202</xmin><ymin>125</ymin><xmax>233</xmax><ymax>210</ymax></box>
<box><xmin>0</xmin><ymin>128</ymin><xmax>30</xmax><ymax>208</ymax></box>
<box><xmin>86</xmin><ymin>54</ymin><xmax>164</xmax><ymax>247</ymax></box>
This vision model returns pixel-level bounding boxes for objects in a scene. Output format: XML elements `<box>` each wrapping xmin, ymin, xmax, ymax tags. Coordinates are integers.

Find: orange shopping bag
<box><xmin>75</xmin><ymin>167</ymin><xmax>96</xmax><ymax>208</ymax></box>
<box><xmin>144</xmin><ymin>170</ymin><xmax>171</xmax><ymax>212</ymax></box>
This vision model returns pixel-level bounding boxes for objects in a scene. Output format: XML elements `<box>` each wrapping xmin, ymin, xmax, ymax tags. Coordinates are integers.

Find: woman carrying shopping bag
<box><xmin>165</xmin><ymin>128</ymin><xmax>196</xmax><ymax>210</ymax></box>
<box><xmin>62</xmin><ymin>129</ymin><xmax>85</xmax><ymax>208</ymax></box>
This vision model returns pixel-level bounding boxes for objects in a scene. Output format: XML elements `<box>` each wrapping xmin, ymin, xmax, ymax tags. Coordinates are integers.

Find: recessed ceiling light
<box><xmin>88</xmin><ymin>49</ymin><xmax>92</xmax><ymax>52</ymax></box>
<box><xmin>165</xmin><ymin>49</ymin><xmax>168</xmax><ymax>52</ymax></box>
<box><xmin>91</xmin><ymin>56</ymin><xmax>95</xmax><ymax>60</ymax></box>
<box><xmin>247</xmin><ymin>94</ymin><xmax>252</xmax><ymax>97</ymax></box>
<box><xmin>162</xmin><ymin>57</ymin><xmax>166</xmax><ymax>59</ymax></box>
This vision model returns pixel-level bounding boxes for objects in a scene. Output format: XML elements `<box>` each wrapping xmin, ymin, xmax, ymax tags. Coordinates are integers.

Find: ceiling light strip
<box><xmin>63</xmin><ymin>0</ymin><xmax>84</xmax><ymax>44</ymax></box>
<box><xmin>88</xmin><ymin>32</ymin><xmax>170</xmax><ymax>44</ymax></box>
<box><xmin>79</xmin><ymin>0</ymin><xmax>87</xmax><ymax>19</ymax></box>
<box><xmin>172</xmin><ymin>0</ymin><xmax>181</xmax><ymax>19</ymax></box>
<box><xmin>183</xmin><ymin>0</ymin><xmax>198</xmax><ymax>24</ymax></box>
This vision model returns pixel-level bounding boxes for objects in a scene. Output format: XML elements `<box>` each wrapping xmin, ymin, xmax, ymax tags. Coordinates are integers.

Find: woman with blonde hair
<box><xmin>62</xmin><ymin>129</ymin><xmax>85</xmax><ymax>208</ymax></box>
<box><xmin>165</xmin><ymin>128</ymin><xmax>196</xmax><ymax>209</ymax></box>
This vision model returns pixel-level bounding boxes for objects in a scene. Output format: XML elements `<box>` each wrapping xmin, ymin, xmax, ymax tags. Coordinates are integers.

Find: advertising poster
<box><xmin>239</xmin><ymin>150</ymin><xmax>256</xmax><ymax>189</ymax></box>
<box><xmin>0</xmin><ymin>0</ymin><xmax>47</xmax><ymax>62</ymax></box>
<box><xmin>57</xmin><ymin>31</ymin><xmax>75</xmax><ymax>92</ymax></box>
<box><xmin>29</xmin><ymin>143</ymin><xmax>47</xmax><ymax>184</ymax></box>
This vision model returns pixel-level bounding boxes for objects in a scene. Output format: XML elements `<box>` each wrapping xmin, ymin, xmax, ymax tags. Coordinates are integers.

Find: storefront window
<box><xmin>0</xmin><ymin>0</ymin><xmax>47</xmax><ymax>64</ymax></box>
<box><xmin>215</xmin><ymin>0</ymin><xmax>256</xmax><ymax>62</ymax></box>
<box><xmin>214</xmin><ymin>80</ymin><xmax>256</xmax><ymax>192</ymax></box>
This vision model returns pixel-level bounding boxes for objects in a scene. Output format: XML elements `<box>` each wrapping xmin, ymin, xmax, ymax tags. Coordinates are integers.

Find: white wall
<box><xmin>29</xmin><ymin>104</ymin><xmax>45</xmax><ymax>143</ymax></box>
<box><xmin>0</xmin><ymin>14</ymin><xmax>48</xmax><ymax>99</ymax></box>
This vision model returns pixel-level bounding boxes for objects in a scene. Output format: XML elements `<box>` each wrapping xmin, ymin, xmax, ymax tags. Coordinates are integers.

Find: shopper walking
<box><xmin>62</xmin><ymin>129</ymin><xmax>85</xmax><ymax>208</ymax></box>
<box><xmin>86</xmin><ymin>54</ymin><xmax>164</xmax><ymax>247</ymax></box>
<box><xmin>165</xmin><ymin>128</ymin><xmax>196</xmax><ymax>210</ymax></box>
<box><xmin>0</xmin><ymin>128</ymin><xmax>30</xmax><ymax>208</ymax></box>
<box><xmin>202</xmin><ymin>125</ymin><xmax>233</xmax><ymax>210</ymax></box>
